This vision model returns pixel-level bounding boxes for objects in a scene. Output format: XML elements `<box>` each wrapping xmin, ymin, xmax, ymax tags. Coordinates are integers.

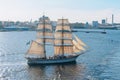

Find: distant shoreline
<box><xmin>0</xmin><ymin>28</ymin><xmax>119</xmax><ymax>33</ymax></box>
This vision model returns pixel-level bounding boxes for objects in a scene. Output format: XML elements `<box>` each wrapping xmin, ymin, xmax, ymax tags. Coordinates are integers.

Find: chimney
<box><xmin>112</xmin><ymin>14</ymin><xmax>114</xmax><ymax>25</ymax></box>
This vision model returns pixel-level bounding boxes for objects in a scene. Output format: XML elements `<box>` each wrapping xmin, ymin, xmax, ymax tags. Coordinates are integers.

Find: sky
<box><xmin>0</xmin><ymin>0</ymin><xmax>120</xmax><ymax>23</ymax></box>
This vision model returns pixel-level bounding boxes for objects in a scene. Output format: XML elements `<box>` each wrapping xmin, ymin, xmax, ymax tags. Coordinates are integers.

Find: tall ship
<box><xmin>25</xmin><ymin>15</ymin><xmax>87</xmax><ymax>65</ymax></box>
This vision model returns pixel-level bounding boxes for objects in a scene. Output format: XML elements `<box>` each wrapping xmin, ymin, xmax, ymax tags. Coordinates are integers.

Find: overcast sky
<box><xmin>0</xmin><ymin>0</ymin><xmax>120</xmax><ymax>23</ymax></box>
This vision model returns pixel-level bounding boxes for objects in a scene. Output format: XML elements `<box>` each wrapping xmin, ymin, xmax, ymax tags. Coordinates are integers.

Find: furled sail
<box><xmin>54</xmin><ymin>19</ymin><xmax>73</xmax><ymax>56</ymax></box>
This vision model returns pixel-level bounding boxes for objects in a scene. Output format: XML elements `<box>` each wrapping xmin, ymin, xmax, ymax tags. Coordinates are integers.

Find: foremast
<box><xmin>61</xmin><ymin>18</ymin><xmax>64</xmax><ymax>56</ymax></box>
<box><xmin>27</xmin><ymin>15</ymin><xmax>53</xmax><ymax>58</ymax></box>
<box><xmin>43</xmin><ymin>15</ymin><xmax>46</xmax><ymax>58</ymax></box>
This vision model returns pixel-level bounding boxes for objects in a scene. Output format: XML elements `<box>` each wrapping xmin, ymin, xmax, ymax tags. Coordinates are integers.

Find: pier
<box><xmin>72</xmin><ymin>30</ymin><xmax>107</xmax><ymax>34</ymax></box>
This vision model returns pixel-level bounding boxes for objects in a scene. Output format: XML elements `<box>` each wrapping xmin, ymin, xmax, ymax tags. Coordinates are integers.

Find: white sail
<box><xmin>54</xmin><ymin>46</ymin><xmax>73</xmax><ymax>55</ymax></box>
<box><xmin>37</xmin><ymin>24</ymin><xmax>52</xmax><ymax>31</ymax></box>
<box><xmin>27</xmin><ymin>15</ymin><xmax>53</xmax><ymax>58</ymax></box>
<box><xmin>55</xmin><ymin>32</ymin><xmax>72</xmax><ymax>39</ymax></box>
<box><xmin>56</xmin><ymin>25</ymin><xmax>71</xmax><ymax>31</ymax></box>
<box><xmin>54</xmin><ymin>39</ymin><xmax>72</xmax><ymax>45</ymax></box>
<box><xmin>74</xmin><ymin>34</ymin><xmax>87</xmax><ymax>47</ymax></box>
<box><xmin>37</xmin><ymin>32</ymin><xmax>53</xmax><ymax>37</ymax></box>
<box><xmin>35</xmin><ymin>39</ymin><xmax>53</xmax><ymax>44</ymax></box>
<box><xmin>35</xmin><ymin>39</ymin><xmax>43</xmax><ymax>43</ymax></box>
<box><xmin>72</xmin><ymin>40</ymin><xmax>85</xmax><ymax>51</ymax></box>
<box><xmin>36</xmin><ymin>17</ymin><xmax>53</xmax><ymax>44</ymax></box>
<box><xmin>73</xmin><ymin>46</ymin><xmax>81</xmax><ymax>53</ymax></box>
<box><xmin>27</xmin><ymin>41</ymin><xmax>45</xmax><ymax>58</ymax></box>
<box><xmin>57</xmin><ymin>19</ymin><xmax>69</xmax><ymax>24</ymax></box>
<box><xmin>54</xmin><ymin>19</ymin><xmax>73</xmax><ymax>56</ymax></box>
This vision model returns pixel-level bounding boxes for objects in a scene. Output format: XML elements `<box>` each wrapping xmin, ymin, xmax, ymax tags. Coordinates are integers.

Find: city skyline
<box><xmin>0</xmin><ymin>0</ymin><xmax>120</xmax><ymax>23</ymax></box>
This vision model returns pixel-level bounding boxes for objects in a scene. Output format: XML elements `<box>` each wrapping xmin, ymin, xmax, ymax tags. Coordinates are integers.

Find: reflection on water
<box><xmin>27</xmin><ymin>63</ymin><xmax>85</xmax><ymax>80</ymax></box>
<box><xmin>0</xmin><ymin>30</ymin><xmax>120</xmax><ymax>80</ymax></box>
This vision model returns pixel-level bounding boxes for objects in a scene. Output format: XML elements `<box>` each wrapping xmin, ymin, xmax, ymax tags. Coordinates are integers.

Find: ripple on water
<box><xmin>0</xmin><ymin>63</ymin><xmax>28</xmax><ymax>80</ymax></box>
<box><xmin>0</xmin><ymin>30</ymin><xmax>120</xmax><ymax>80</ymax></box>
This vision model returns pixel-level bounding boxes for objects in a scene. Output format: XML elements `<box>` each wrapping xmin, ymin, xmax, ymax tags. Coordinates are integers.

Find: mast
<box><xmin>27</xmin><ymin>15</ymin><xmax>53</xmax><ymax>58</ymax></box>
<box><xmin>43</xmin><ymin>15</ymin><xmax>46</xmax><ymax>58</ymax></box>
<box><xmin>54</xmin><ymin>19</ymin><xmax>87</xmax><ymax>56</ymax></box>
<box><xmin>54</xmin><ymin>19</ymin><xmax>73</xmax><ymax>56</ymax></box>
<box><xmin>39</xmin><ymin>15</ymin><xmax>53</xmax><ymax>58</ymax></box>
<box><xmin>61</xmin><ymin>18</ymin><xmax>64</xmax><ymax>56</ymax></box>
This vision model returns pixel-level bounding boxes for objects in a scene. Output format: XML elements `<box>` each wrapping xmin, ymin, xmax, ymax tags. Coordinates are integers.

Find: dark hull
<box><xmin>26</xmin><ymin>54</ymin><xmax>80</xmax><ymax>65</ymax></box>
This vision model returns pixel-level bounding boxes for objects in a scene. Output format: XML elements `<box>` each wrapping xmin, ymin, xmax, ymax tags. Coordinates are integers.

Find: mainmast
<box><xmin>54</xmin><ymin>19</ymin><xmax>73</xmax><ymax>56</ymax></box>
<box><xmin>61</xmin><ymin>18</ymin><xmax>64</xmax><ymax>56</ymax></box>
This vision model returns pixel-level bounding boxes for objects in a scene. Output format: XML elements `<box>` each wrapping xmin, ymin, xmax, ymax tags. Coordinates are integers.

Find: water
<box><xmin>0</xmin><ymin>29</ymin><xmax>120</xmax><ymax>80</ymax></box>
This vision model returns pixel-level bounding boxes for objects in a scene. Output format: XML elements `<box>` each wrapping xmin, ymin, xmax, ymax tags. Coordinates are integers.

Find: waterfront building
<box><xmin>102</xmin><ymin>19</ymin><xmax>106</xmax><ymax>24</ymax></box>
<box><xmin>70</xmin><ymin>22</ymin><xmax>85</xmax><ymax>29</ymax></box>
<box><xmin>51</xmin><ymin>21</ymin><xmax>57</xmax><ymax>30</ymax></box>
<box><xmin>85</xmin><ymin>22</ymin><xmax>89</xmax><ymax>28</ymax></box>
<box><xmin>112</xmin><ymin>14</ymin><xmax>114</xmax><ymax>25</ymax></box>
<box><xmin>0</xmin><ymin>21</ymin><xmax>3</xmax><ymax>28</ymax></box>
<box><xmin>92</xmin><ymin>21</ymin><xmax>98</xmax><ymax>28</ymax></box>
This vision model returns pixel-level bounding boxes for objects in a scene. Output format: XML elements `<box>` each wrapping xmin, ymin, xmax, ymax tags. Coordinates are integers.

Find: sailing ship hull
<box><xmin>26</xmin><ymin>54</ymin><xmax>80</xmax><ymax>65</ymax></box>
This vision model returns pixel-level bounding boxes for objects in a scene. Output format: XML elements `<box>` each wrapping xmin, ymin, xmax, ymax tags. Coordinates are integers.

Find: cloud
<box><xmin>0</xmin><ymin>1</ymin><xmax>120</xmax><ymax>24</ymax></box>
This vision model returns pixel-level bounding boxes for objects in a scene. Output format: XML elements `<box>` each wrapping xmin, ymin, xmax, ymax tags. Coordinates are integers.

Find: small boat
<box><xmin>101</xmin><ymin>31</ymin><xmax>106</xmax><ymax>34</ymax></box>
<box><xmin>101</xmin><ymin>29</ymin><xmax>107</xmax><ymax>34</ymax></box>
<box><xmin>25</xmin><ymin>15</ymin><xmax>87</xmax><ymax>65</ymax></box>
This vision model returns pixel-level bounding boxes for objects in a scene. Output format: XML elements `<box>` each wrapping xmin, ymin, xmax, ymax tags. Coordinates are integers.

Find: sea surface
<box><xmin>0</xmin><ymin>29</ymin><xmax>120</xmax><ymax>80</ymax></box>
